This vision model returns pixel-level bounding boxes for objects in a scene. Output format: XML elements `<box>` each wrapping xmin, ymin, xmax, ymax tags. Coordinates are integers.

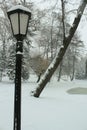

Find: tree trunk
<box><xmin>57</xmin><ymin>0</ymin><xmax>65</xmax><ymax>82</ymax></box>
<box><xmin>37</xmin><ymin>73</ymin><xmax>42</xmax><ymax>83</ymax></box>
<box><xmin>70</xmin><ymin>55</ymin><xmax>75</xmax><ymax>81</ymax></box>
<box><xmin>85</xmin><ymin>59</ymin><xmax>87</xmax><ymax>78</ymax></box>
<box><xmin>50</xmin><ymin>17</ymin><xmax>54</xmax><ymax>60</ymax></box>
<box><xmin>33</xmin><ymin>0</ymin><xmax>87</xmax><ymax>98</ymax></box>
<box><xmin>58</xmin><ymin>61</ymin><xmax>63</xmax><ymax>81</ymax></box>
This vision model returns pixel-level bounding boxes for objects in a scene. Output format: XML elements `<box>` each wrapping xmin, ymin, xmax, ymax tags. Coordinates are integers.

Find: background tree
<box><xmin>7</xmin><ymin>43</ymin><xmax>16</xmax><ymax>80</ymax></box>
<box><xmin>0</xmin><ymin>0</ymin><xmax>32</xmax><ymax>80</ymax></box>
<box><xmin>30</xmin><ymin>55</ymin><xmax>49</xmax><ymax>82</ymax></box>
<box><xmin>7</xmin><ymin>41</ymin><xmax>30</xmax><ymax>81</ymax></box>
<box><xmin>22</xmin><ymin>42</ymin><xmax>30</xmax><ymax>80</ymax></box>
<box><xmin>0</xmin><ymin>0</ymin><xmax>86</xmax><ymax>84</ymax></box>
<box><xmin>32</xmin><ymin>0</ymin><xmax>87</xmax><ymax>97</ymax></box>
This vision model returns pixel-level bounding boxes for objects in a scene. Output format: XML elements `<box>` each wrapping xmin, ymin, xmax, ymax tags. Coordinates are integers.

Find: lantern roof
<box><xmin>7</xmin><ymin>4</ymin><xmax>31</xmax><ymax>14</ymax></box>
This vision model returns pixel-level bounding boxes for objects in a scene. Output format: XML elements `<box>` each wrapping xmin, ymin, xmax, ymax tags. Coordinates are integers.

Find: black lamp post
<box><xmin>7</xmin><ymin>5</ymin><xmax>31</xmax><ymax>130</ymax></box>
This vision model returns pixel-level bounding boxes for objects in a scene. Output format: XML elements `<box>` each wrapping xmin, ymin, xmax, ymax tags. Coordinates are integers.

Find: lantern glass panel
<box><xmin>10</xmin><ymin>13</ymin><xmax>19</xmax><ymax>35</ymax></box>
<box><xmin>20</xmin><ymin>13</ymin><xmax>29</xmax><ymax>35</ymax></box>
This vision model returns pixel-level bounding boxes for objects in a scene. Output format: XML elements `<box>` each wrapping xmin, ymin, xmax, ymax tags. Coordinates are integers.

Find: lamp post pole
<box><xmin>7</xmin><ymin>5</ymin><xmax>31</xmax><ymax>130</ymax></box>
<box><xmin>14</xmin><ymin>39</ymin><xmax>23</xmax><ymax>130</ymax></box>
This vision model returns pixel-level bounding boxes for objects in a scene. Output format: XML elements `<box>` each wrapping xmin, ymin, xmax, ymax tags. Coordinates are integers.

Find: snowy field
<box><xmin>0</xmin><ymin>75</ymin><xmax>87</xmax><ymax>130</ymax></box>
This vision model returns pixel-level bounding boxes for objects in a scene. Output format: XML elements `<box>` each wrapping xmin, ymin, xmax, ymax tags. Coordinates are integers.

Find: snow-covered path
<box><xmin>0</xmin><ymin>76</ymin><xmax>87</xmax><ymax>130</ymax></box>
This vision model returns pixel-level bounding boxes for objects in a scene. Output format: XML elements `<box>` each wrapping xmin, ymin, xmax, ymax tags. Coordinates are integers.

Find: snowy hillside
<box><xmin>0</xmin><ymin>75</ymin><xmax>87</xmax><ymax>130</ymax></box>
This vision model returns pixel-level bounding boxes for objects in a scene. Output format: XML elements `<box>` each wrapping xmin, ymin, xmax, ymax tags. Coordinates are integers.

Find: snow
<box><xmin>16</xmin><ymin>51</ymin><xmax>23</xmax><ymax>55</ymax></box>
<box><xmin>0</xmin><ymin>75</ymin><xmax>87</xmax><ymax>130</ymax></box>
<box><xmin>7</xmin><ymin>4</ymin><xmax>31</xmax><ymax>13</ymax></box>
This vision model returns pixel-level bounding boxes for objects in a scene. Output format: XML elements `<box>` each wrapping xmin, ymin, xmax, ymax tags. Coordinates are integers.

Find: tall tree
<box><xmin>57</xmin><ymin>0</ymin><xmax>65</xmax><ymax>81</ymax></box>
<box><xmin>32</xmin><ymin>0</ymin><xmax>87</xmax><ymax>97</ymax></box>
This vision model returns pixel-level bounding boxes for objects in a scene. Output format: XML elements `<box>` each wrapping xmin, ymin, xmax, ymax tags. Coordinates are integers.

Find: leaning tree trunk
<box><xmin>32</xmin><ymin>0</ymin><xmax>87</xmax><ymax>98</ymax></box>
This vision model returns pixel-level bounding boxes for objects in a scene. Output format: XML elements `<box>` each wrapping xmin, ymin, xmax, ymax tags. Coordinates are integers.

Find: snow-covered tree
<box><xmin>32</xmin><ymin>0</ymin><xmax>87</xmax><ymax>97</ymax></box>
<box><xmin>22</xmin><ymin>42</ymin><xmax>30</xmax><ymax>80</ymax></box>
<box><xmin>7</xmin><ymin>43</ymin><xmax>16</xmax><ymax>80</ymax></box>
<box><xmin>7</xmin><ymin>42</ymin><xmax>30</xmax><ymax>81</ymax></box>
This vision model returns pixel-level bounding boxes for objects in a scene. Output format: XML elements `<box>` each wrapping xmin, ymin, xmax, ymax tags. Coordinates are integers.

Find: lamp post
<box><xmin>7</xmin><ymin>5</ymin><xmax>31</xmax><ymax>130</ymax></box>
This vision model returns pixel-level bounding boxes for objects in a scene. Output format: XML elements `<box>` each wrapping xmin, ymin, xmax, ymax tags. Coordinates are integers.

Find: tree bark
<box><xmin>33</xmin><ymin>0</ymin><xmax>87</xmax><ymax>98</ymax></box>
<box><xmin>58</xmin><ymin>61</ymin><xmax>63</xmax><ymax>81</ymax></box>
<box><xmin>70</xmin><ymin>55</ymin><xmax>75</xmax><ymax>81</ymax></box>
<box><xmin>37</xmin><ymin>73</ymin><xmax>42</xmax><ymax>83</ymax></box>
<box><xmin>57</xmin><ymin>0</ymin><xmax>65</xmax><ymax>82</ymax></box>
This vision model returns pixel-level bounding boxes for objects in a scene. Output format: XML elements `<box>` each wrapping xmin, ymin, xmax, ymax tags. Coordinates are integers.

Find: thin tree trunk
<box><xmin>57</xmin><ymin>0</ymin><xmax>65</xmax><ymax>82</ymax></box>
<box><xmin>85</xmin><ymin>59</ymin><xmax>87</xmax><ymax>78</ymax></box>
<box><xmin>37</xmin><ymin>73</ymin><xmax>42</xmax><ymax>83</ymax></box>
<box><xmin>70</xmin><ymin>55</ymin><xmax>75</xmax><ymax>81</ymax></box>
<box><xmin>32</xmin><ymin>0</ymin><xmax>87</xmax><ymax>98</ymax></box>
<box><xmin>58</xmin><ymin>61</ymin><xmax>63</xmax><ymax>81</ymax></box>
<box><xmin>61</xmin><ymin>0</ymin><xmax>66</xmax><ymax>40</ymax></box>
<box><xmin>50</xmin><ymin>18</ymin><xmax>54</xmax><ymax>60</ymax></box>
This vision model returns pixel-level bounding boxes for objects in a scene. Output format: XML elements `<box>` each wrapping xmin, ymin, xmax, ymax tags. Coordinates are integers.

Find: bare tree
<box><xmin>58</xmin><ymin>0</ymin><xmax>65</xmax><ymax>81</ymax></box>
<box><xmin>30</xmin><ymin>55</ymin><xmax>49</xmax><ymax>82</ymax></box>
<box><xmin>32</xmin><ymin>0</ymin><xmax>87</xmax><ymax>97</ymax></box>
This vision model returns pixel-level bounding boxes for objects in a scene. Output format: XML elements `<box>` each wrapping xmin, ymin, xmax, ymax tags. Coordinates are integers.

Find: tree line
<box><xmin>0</xmin><ymin>0</ymin><xmax>87</xmax><ymax>97</ymax></box>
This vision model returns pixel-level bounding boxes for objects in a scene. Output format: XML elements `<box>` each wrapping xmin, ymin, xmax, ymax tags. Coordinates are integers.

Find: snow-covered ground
<box><xmin>0</xmin><ymin>75</ymin><xmax>87</xmax><ymax>130</ymax></box>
